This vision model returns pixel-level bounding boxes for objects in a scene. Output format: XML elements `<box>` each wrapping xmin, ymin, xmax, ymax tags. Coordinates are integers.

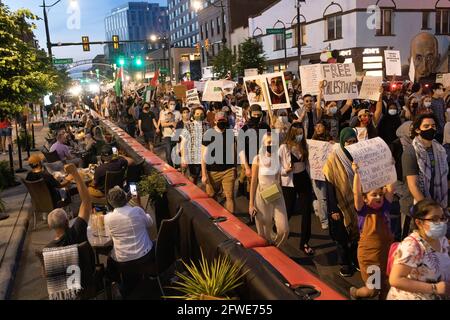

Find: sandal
<box><xmin>302</xmin><ymin>244</ymin><xmax>314</xmax><ymax>256</ymax></box>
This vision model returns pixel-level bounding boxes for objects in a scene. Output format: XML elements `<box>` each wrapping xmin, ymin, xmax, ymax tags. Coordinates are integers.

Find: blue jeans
<box><xmin>312</xmin><ymin>180</ymin><xmax>328</xmax><ymax>226</ymax></box>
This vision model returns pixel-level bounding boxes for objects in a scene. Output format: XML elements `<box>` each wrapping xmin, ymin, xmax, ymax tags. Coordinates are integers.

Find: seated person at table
<box><xmin>104</xmin><ymin>186</ymin><xmax>154</xmax><ymax>297</ymax></box>
<box><xmin>26</xmin><ymin>154</ymin><xmax>70</xmax><ymax>208</ymax></box>
<box><xmin>81</xmin><ymin>133</ymin><xmax>98</xmax><ymax>167</ymax></box>
<box><xmin>88</xmin><ymin>145</ymin><xmax>128</xmax><ymax>198</ymax></box>
<box><xmin>46</xmin><ymin>163</ymin><xmax>92</xmax><ymax>248</ymax></box>
<box><xmin>50</xmin><ymin>131</ymin><xmax>82</xmax><ymax>167</ymax></box>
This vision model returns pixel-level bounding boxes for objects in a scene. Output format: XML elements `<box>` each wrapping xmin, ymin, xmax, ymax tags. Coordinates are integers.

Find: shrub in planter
<box><xmin>137</xmin><ymin>169</ymin><xmax>168</xmax><ymax>205</ymax></box>
<box><xmin>13</xmin><ymin>130</ymin><xmax>32</xmax><ymax>151</ymax></box>
<box><xmin>0</xmin><ymin>161</ymin><xmax>16</xmax><ymax>190</ymax></box>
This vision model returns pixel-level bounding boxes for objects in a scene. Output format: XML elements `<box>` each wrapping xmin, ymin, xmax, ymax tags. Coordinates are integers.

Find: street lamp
<box><xmin>296</xmin><ymin>0</ymin><xmax>306</xmax><ymax>67</ymax></box>
<box><xmin>149</xmin><ymin>33</ymin><xmax>172</xmax><ymax>82</ymax></box>
<box><xmin>39</xmin><ymin>0</ymin><xmax>78</xmax><ymax>59</ymax></box>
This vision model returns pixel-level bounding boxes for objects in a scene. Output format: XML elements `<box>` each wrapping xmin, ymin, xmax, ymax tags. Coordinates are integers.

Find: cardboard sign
<box><xmin>307</xmin><ymin>140</ymin><xmax>334</xmax><ymax>181</ymax></box>
<box><xmin>173</xmin><ymin>85</ymin><xmax>187</xmax><ymax>99</ymax></box>
<box><xmin>321</xmin><ymin>63</ymin><xmax>359</xmax><ymax>101</ymax></box>
<box><xmin>384</xmin><ymin>50</ymin><xmax>402</xmax><ymax>76</ymax></box>
<box><xmin>299</xmin><ymin>64</ymin><xmax>323</xmax><ymax>96</ymax></box>
<box><xmin>244</xmin><ymin>68</ymin><xmax>259</xmax><ymax>77</ymax></box>
<box><xmin>345</xmin><ymin>137</ymin><xmax>397</xmax><ymax>193</ymax></box>
<box><xmin>244</xmin><ymin>75</ymin><xmax>268</xmax><ymax>110</ymax></box>
<box><xmin>359</xmin><ymin>76</ymin><xmax>382</xmax><ymax>101</ymax></box>
<box><xmin>264</xmin><ymin>72</ymin><xmax>291</xmax><ymax>110</ymax></box>
<box><xmin>186</xmin><ymin>88</ymin><xmax>201</xmax><ymax>105</ymax></box>
<box><xmin>222</xmin><ymin>80</ymin><xmax>236</xmax><ymax>95</ymax></box>
<box><xmin>202</xmin><ymin>80</ymin><xmax>224</xmax><ymax>102</ymax></box>
<box><xmin>437</xmin><ymin>73</ymin><xmax>450</xmax><ymax>88</ymax></box>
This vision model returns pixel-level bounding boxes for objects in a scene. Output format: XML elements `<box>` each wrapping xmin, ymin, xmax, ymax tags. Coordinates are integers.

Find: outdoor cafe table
<box><xmin>87</xmin><ymin>225</ymin><xmax>113</xmax><ymax>265</ymax></box>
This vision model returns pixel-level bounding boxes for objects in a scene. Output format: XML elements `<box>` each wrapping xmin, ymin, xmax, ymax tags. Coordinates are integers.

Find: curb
<box><xmin>0</xmin><ymin>195</ymin><xmax>30</xmax><ymax>300</ymax></box>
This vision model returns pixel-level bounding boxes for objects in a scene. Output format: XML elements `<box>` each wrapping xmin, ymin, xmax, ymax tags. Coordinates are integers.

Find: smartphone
<box><xmin>130</xmin><ymin>183</ymin><xmax>137</xmax><ymax>196</ymax></box>
<box><xmin>112</xmin><ymin>147</ymin><xmax>118</xmax><ymax>155</ymax></box>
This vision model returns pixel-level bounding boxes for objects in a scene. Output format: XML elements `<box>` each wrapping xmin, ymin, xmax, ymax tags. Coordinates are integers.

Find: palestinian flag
<box><xmin>150</xmin><ymin>69</ymin><xmax>159</xmax><ymax>89</ymax></box>
<box><xmin>114</xmin><ymin>67</ymin><xmax>123</xmax><ymax>97</ymax></box>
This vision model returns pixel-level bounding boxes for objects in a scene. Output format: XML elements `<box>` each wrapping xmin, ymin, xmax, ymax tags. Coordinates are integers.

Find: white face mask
<box><xmin>278</xmin><ymin>116</ymin><xmax>288</xmax><ymax>123</ymax></box>
<box><xmin>424</xmin><ymin>101</ymin><xmax>432</xmax><ymax>108</ymax></box>
<box><xmin>388</xmin><ymin>109</ymin><xmax>397</xmax><ymax>116</ymax></box>
<box><xmin>329</xmin><ymin>107</ymin><xmax>338</xmax><ymax>115</ymax></box>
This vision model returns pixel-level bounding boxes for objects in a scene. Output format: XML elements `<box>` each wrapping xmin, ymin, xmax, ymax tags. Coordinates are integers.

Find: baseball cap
<box><xmin>28</xmin><ymin>153</ymin><xmax>44</xmax><ymax>165</ymax></box>
<box><xmin>215</xmin><ymin>112</ymin><xmax>227</xmax><ymax>121</ymax></box>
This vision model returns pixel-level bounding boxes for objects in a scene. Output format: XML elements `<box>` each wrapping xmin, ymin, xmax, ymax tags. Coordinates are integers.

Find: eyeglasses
<box><xmin>418</xmin><ymin>216</ymin><xmax>449</xmax><ymax>224</ymax></box>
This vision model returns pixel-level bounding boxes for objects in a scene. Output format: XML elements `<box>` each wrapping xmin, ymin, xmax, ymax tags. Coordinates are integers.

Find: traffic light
<box><xmin>195</xmin><ymin>42</ymin><xmax>201</xmax><ymax>54</ymax></box>
<box><xmin>82</xmin><ymin>36</ymin><xmax>90</xmax><ymax>51</ymax></box>
<box><xmin>134</xmin><ymin>56</ymin><xmax>143</xmax><ymax>67</ymax></box>
<box><xmin>112</xmin><ymin>35</ymin><xmax>119</xmax><ymax>50</ymax></box>
<box><xmin>204</xmin><ymin>39</ymin><xmax>210</xmax><ymax>51</ymax></box>
<box><xmin>117</xmin><ymin>57</ymin><xmax>125</xmax><ymax>67</ymax></box>
<box><xmin>95</xmin><ymin>68</ymin><xmax>100</xmax><ymax>79</ymax></box>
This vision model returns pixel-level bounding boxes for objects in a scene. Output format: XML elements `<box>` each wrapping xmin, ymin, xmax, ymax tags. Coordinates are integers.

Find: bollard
<box><xmin>24</xmin><ymin>127</ymin><xmax>31</xmax><ymax>159</ymax></box>
<box><xmin>15</xmin><ymin>122</ymin><xmax>26</xmax><ymax>173</ymax></box>
<box><xmin>31</xmin><ymin>124</ymin><xmax>38</xmax><ymax>151</ymax></box>
<box><xmin>8</xmin><ymin>144</ymin><xmax>14</xmax><ymax>175</ymax></box>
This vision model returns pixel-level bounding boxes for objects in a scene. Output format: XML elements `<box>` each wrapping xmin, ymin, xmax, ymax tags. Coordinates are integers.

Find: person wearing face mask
<box><xmin>349</xmin><ymin>163</ymin><xmax>395</xmax><ymax>299</ymax></box>
<box><xmin>323</xmin><ymin>128</ymin><xmax>360</xmax><ymax>277</ymax></box>
<box><xmin>291</xmin><ymin>94</ymin><xmax>317</xmax><ymax>139</ymax></box>
<box><xmin>352</xmin><ymin>89</ymin><xmax>383</xmax><ymax>141</ymax></box>
<box><xmin>387</xmin><ymin>199</ymin><xmax>450</xmax><ymax>300</ymax></box>
<box><xmin>430</xmin><ymin>83</ymin><xmax>446</xmax><ymax>143</ymax></box>
<box><xmin>279</xmin><ymin>123</ymin><xmax>314</xmax><ymax>254</ymax></box>
<box><xmin>273</xmin><ymin>110</ymin><xmax>290</xmax><ymax>143</ymax></box>
<box><xmin>249</xmin><ymin>133</ymin><xmax>289</xmax><ymax>247</ymax></box>
<box><xmin>401</xmin><ymin>97</ymin><xmax>420</xmax><ymax>122</ymax></box>
<box><xmin>378</xmin><ymin>100</ymin><xmax>402</xmax><ymax>146</ymax></box>
<box><xmin>160</xmin><ymin>99</ymin><xmax>181</xmax><ymax>166</ymax></box>
<box><xmin>202</xmin><ymin>112</ymin><xmax>236</xmax><ymax>213</ymax></box>
<box><xmin>181</xmin><ymin>106</ymin><xmax>209</xmax><ymax>185</ymax></box>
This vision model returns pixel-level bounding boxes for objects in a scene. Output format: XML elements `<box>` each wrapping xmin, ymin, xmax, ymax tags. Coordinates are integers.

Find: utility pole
<box><xmin>42</xmin><ymin>0</ymin><xmax>53</xmax><ymax>59</ymax></box>
<box><xmin>221</xmin><ymin>0</ymin><xmax>226</xmax><ymax>48</ymax></box>
<box><xmin>297</xmin><ymin>0</ymin><xmax>301</xmax><ymax>67</ymax></box>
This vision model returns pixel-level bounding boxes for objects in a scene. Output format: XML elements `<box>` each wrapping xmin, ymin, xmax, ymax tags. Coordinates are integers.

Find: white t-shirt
<box><xmin>104</xmin><ymin>204</ymin><xmax>153</xmax><ymax>263</ymax></box>
<box><xmin>160</xmin><ymin>109</ymin><xmax>181</xmax><ymax>138</ymax></box>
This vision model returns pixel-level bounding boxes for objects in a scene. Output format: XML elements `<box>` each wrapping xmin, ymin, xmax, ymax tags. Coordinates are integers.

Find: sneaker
<box><xmin>339</xmin><ymin>265</ymin><xmax>354</xmax><ymax>277</ymax></box>
<box><xmin>321</xmin><ymin>223</ymin><xmax>329</xmax><ymax>230</ymax></box>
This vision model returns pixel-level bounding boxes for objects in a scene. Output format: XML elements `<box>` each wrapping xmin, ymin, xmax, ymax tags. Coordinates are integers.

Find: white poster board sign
<box><xmin>244</xmin><ymin>68</ymin><xmax>259</xmax><ymax>77</ymax></box>
<box><xmin>439</xmin><ymin>73</ymin><xmax>450</xmax><ymax>88</ymax></box>
<box><xmin>345</xmin><ymin>137</ymin><xmax>397</xmax><ymax>193</ymax></box>
<box><xmin>194</xmin><ymin>81</ymin><xmax>206</xmax><ymax>92</ymax></box>
<box><xmin>321</xmin><ymin>63</ymin><xmax>359</xmax><ymax>101</ymax></box>
<box><xmin>244</xmin><ymin>75</ymin><xmax>268</xmax><ymax>110</ymax></box>
<box><xmin>186</xmin><ymin>88</ymin><xmax>201</xmax><ymax>105</ymax></box>
<box><xmin>384</xmin><ymin>50</ymin><xmax>402</xmax><ymax>76</ymax></box>
<box><xmin>202</xmin><ymin>80</ymin><xmax>224</xmax><ymax>102</ymax></box>
<box><xmin>409</xmin><ymin>58</ymin><xmax>415</xmax><ymax>82</ymax></box>
<box><xmin>264</xmin><ymin>72</ymin><xmax>291</xmax><ymax>110</ymax></box>
<box><xmin>299</xmin><ymin>64</ymin><xmax>323</xmax><ymax>96</ymax></box>
<box><xmin>359</xmin><ymin>76</ymin><xmax>382</xmax><ymax>101</ymax></box>
<box><xmin>307</xmin><ymin>140</ymin><xmax>334</xmax><ymax>181</ymax></box>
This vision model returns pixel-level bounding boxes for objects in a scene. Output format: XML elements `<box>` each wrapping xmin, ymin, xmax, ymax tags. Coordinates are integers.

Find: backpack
<box><xmin>386</xmin><ymin>235</ymin><xmax>422</xmax><ymax>276</ymax></box>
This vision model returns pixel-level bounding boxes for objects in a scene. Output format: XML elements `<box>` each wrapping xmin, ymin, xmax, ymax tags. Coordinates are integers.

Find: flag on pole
<box><xmin>114</xmin><ymin>67</ymin><xmax>123</xmax><ymax>97</ymax></box>
<box><xmin>150</xmin><ymin>69</ymin><xmax>159</xmax><ymax>89</ymax></box>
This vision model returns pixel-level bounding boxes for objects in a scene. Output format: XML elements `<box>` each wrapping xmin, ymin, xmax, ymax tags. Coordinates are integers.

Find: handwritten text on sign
<box><xmin>359</xmin><ymin>76</ymin><xmax>382</xmax><ymax>101</ymax></box>
<box><xmin>321</xmin><ymin>63</ymin><xmax>359</xmax><ymax>101</ymax></box>
<box><xmin>307</xmin><ymin>140</ymin><xmax>334</xmax><ymax>181</ymax></box>
<box><xmin>186</xmin><ymin>88</ymin><xmax>201</xmax><ymax>105</ymax></box>
<box><xmin>384</xmin><ymin>50</ymin><xmax>401</xmax><ymax>76</ymax></box>
<box><xmin>345</xmin><ymin>137</ymin><xmax>397</xmax><ymax>193</ymax></box>
<box><xmin>300</xmin><ymin>64</ymin><xmax>322</xmax><ymax>96</ymax></box>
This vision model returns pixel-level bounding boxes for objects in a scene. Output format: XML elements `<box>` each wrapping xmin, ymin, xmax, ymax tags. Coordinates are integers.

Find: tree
<box><xmin>236</xmin><ymin>38</ymin><xmax>267</xmax><ymax>76</ymax></box>
<box><xmin>0</xmin><ymin>4</ymin><xmax>64</xmax><ymax>117</ymax></box>
<box><xmin>212</xmin><ymin>47</ymin><xmax>236</xmax><ymax>79</ymax></box>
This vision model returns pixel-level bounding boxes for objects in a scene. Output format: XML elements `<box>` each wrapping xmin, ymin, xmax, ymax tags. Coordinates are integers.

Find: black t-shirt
<box><xmin>306</xmin><ymin>111</ymin><xmax>314</xmax><ymax>139</ymax></box>
<box><xmin>139</xmin><ymin>111</ymin><xmax>155</xmax><ymax>132</ymax></box>
<box><xmin>94</xmin><ymin>157</ymin><xmax>128</xmax><ymax>192</ymax></box>
<box><xmin>26</xmin><ymin>170</ymin><xmax>61</xmax><ymax>206</ymax></box>
<box><xmin>240</xmin><ymin>122</ymin><xmax>271</xmax><ymax>166</ymax></box>
<box><xmin>202</xmin><ymin>129</ymin><xmax>235</xmax><ymax>172</ymax></box>
<box><xmin>46</xmin><ymin>217</ymin><xmax>88</xmax><ymax>248</ymax></box>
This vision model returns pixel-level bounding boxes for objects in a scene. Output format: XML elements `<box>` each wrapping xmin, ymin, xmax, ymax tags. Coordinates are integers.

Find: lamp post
<box><xmin>150</xmin><ymin>34</ymin><xmax>172</xmax><ymax>82</ymax></box>
<box><xmin>296</xmin><ymin>1</ymin><xmax>306</xmax><ymax>67</ymax></box>
<box><xmin>40</xmin><ymin>0</ymin><xmax>77</xmax><ymax>59</ymax></box>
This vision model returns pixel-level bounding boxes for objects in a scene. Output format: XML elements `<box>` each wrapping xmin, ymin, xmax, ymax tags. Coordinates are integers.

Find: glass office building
<box><xmin>168</xmin><ymin>0</ymin><xmax>200</xmax><ymax>48</ymax></box>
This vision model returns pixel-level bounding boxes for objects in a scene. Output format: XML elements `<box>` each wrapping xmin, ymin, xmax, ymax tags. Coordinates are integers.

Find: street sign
<box><xmin>285</xmin><ymin>33</ymin><xmax>292</xmax><ymax>39</ymax></box>
<box><xmin>53</xmin><ymin>58</ymin><xmax>73</xmax><ymax>65</ymax></box>
<box><xmin>160</xmin><ymin>67</ymin><xmax>168</xmax><ymax>74</ymax></box>
<box><xmin>266</xmin><ymin>28</ymin><xmax>284</xmax><ymax>35</ymax></box>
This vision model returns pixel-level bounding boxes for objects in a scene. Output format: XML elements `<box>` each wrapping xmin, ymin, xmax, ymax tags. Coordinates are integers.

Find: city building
<box><xmin>197</xmin><ymin>0</ymin><xmax>277</xmax><ymax>69</ymax></box>
<box><xmin>104</xmin><ymin>2</ymin><xmax>169</xmax><ymax>61</ymax></box>
<box><xmin>168</xmin><ymin>0</ymin><xmax>200</xmax><ymax>48</ymax></box>
<box><xmin>249</xmin><ymin>0</ymin><xmax>450</xmax><ymax>78</ymax></box>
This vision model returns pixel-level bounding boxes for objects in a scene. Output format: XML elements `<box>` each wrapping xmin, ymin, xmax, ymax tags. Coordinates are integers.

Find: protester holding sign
<box><xmin>350</xmin><ymin>162</ymin><xmax>394</xmax><ymax>300</ymax></box>
<box><xmin>378</xmin><ymin>100</ymin><xmax>402</xmax><ymax>146</ymax></box>
<box><xmin>352</xmin><ymin>88</ymin><xmax>384</xmax><ymax>141</ymax></box>
<box><xmin>291</xmin><ymin>94</ymin><xmax>318</xmax><ymax>139</ymax></box>
<box><xmin>323</xmin><ymin>128</ymin><xmax>360</xmax><ymax>277</ymax></box>
<box><xmin>279</xmin><ymin>123</ymin><xmax>314</xmax><ymax>255</ymax></box>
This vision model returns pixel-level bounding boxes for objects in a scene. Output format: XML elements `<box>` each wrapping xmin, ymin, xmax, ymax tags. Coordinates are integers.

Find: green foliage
<box><xmin>0</xmin><ymin>4</ymin><xmax>69</xmax><ymax>118</ymax></box>
<box><xmin>0</xmin><ymin>161</ymin><xmax>16</xmax><ymax>190</ymax></box>
<box><xmin>137</xmin><ymin>169</ymin><xmax>167</xmax><ymax>202</ymax></box>
<box><xmin>236</xmin><ymin>38</ymin><xmax>267</xmax><ymax>76</ymax></box>
<box><xmin>212</xmin><ymin>47</ymin><xmax>237</xmax><ymax>79</ymax></box>
<box><xmin>14</xmin><ymin>130</ymin><xmax>32</xmax><ymax>151</ymax></box>
<box><xmin>0</xmin><ymin>195</ymin><xmax>5</xmax><ymax>213</ymax></box>
<box><xmin>166</xmin><ymin>250</ymin><xmax>246</xmax><ymax>300</ymax></box>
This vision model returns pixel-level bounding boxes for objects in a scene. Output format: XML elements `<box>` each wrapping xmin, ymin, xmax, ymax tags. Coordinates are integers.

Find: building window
<box><xmin>200</xmin><ymin>25</ymin><xmax>204</xmax><ymax>40</ymax></box>
<box><xmin>422</xmin><ymin>12</ymin><xmax>430</xmax><ymax>29</ymax></box>
<box><xmin>274</xmin><ymin>33</ymin><xmax>285</xmax><ymax>51</ymax></box>
<box><xmin>293</xmin><ymin>24</ymin><xmax>307</xmax><ymax>47</ymax></box>
<box><xmin>211</xmin><ymin>20</ymin><xmax>215</xmax><ymax>36</ymax></box>
<box><xmin>326</xmin><ymin>15</ymin><xmax>342</xmax><ymax>40</ymax></box>
<box><xmin>436</xmin><ymin>9</ymin><xmax>450</xmax><ymax>35</ymax></box>
<box><xmin>376</xmin><ymin>9</ymin><xmax>394</xmax><ymax>36</ymax></box>
<box><xmin>205</xmin><ymin>23</ymin><xmax>209</xmax><ymax>38</ymax></box>
<box><xmin>217</xmin><ymin>17</ymin><xmax>221</xmax><ymax>35</ymax></box>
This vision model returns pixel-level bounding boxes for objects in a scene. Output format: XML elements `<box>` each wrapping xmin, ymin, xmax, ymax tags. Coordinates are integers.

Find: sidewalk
<box><xmin>0</xmin><ymin>119</ymin><xmax>48</xmax><ymax>300</ymax></box>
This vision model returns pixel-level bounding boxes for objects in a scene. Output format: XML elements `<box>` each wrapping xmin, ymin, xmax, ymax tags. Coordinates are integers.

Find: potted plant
<box><xmin>166</xmin><ymin>250</ymin><xmax>247</xmax><ymax>300</ymax></box>
<box><xmin>137</xmin><ymin>169</ymin><xmax>168</xmax><ymax>212</ymax></box>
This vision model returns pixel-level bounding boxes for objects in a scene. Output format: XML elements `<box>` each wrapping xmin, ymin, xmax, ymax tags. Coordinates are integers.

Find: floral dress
<box><xmin>387</xmin><ymin>231</ymin><xmax>450</xmax><ymax>300</ymax></box>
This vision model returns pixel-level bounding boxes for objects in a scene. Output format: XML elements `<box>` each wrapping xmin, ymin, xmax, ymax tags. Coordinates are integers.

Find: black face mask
<box><xmin>411</xmin><ymin>103</ymin><xmax>419</xmax><ymax>109</ymax></box>
<box><xmin>420</xmin><ymin>128</ymin><xmax>436</xmax><ymax>141</ymax></box>
<box><xmin>217</xmin><ymin>121</ymin><xmax>228</xmax><ymax>130</ymax></box>
<box><xmin>266</xmin><ymin>145</ymin><xmax>272</xmax><ymax>154</ymax></box>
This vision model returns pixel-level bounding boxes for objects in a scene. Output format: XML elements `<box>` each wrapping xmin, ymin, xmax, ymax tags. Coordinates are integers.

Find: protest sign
<box><xmin>194</xmin><ymin>81</ymin><xmax>206</xmax><ymax>92</ymax></box>
<box><xmin>173</xmin><ymin>85</ymin><xmax>187</xmax><ymax>99</ymax></box>
<box><xmin>409</xmin><ymin>58</ymin><xmax>415</xmax><ymax>82</ymax></box>
<box><xmin>299</xmin><ymin>64</ymin><xmax>323</xmax><ymax>96</ymax></box>
<box><xmin>345</xmin><ymin>137</ymin><xmax>397</xmax><ymax>193</ymax></box>
<box><xmin>358</xmin><ymin>76</ymin><xmax>382</xmax><ymax>101</ymax></box>
<box><xmin>384</xmin><ymin>50</ymin><xmax>402</xmax><ymax>76</ymax></box>
<box><xmin>202</xmin><ymin>80</ymin><xmax>224</xmax><ymax>102</ymax></box>
<box><xmin>321</xmin><ymin>63</ymin><xmax>358</xmax><ymax>101</ymax></box>
<box><xmin>244</xmin><ymin>75</ymin><xmax>268</xmax><ymax>109</ymax></box>
<box><xmin>186</xmin><ymin>88</ymin><xmax>201</xmax><ymax>105</ymax></box>
<box><xmin>438</xmin><ymin>73</ymin><xmax>450</xmax><ymax>88</ymax></box>
<box><xmin>244</xmin><ymin>68</ymin><xmax>259</xmax><ymax>77</ymax></box>
<box><xmin>222</xmin><ymin>80</ymin><xmax>236</xmax><ymax>95</ymax></box>
<box><xmin>307</xmin><ymin>140</ymin><xmax>334</xmax><ymax>181</ymax></box>
<box><xmin>265</xmin><ymin>72</ymin><xmax>291</xmax><ymax>110</ymax></box>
